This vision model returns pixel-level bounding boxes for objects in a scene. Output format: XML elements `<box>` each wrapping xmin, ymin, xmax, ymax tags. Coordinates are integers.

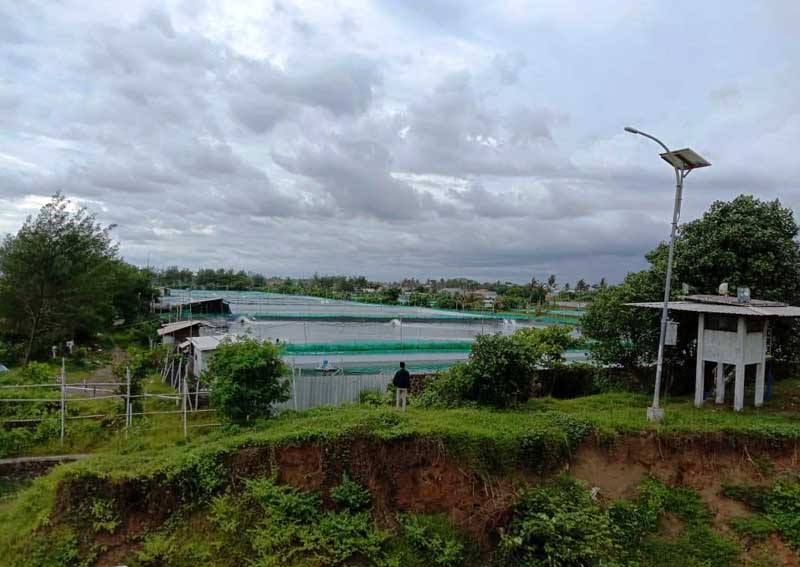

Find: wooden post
<box><xmin>715</xmin><ymin>363</ymin><xmax>725</xmax><ymax>404</ymax></box>
<box><xmin>734</xmin><ymin>317</ymin><xmax>746</xmax><ymax>411</ymax></box>
<box><xmin>755</xmin><ymin>319</ymin><xmax>768</xmax><ymax>407</ymax></box>
<box><xmin>694</xmin><ymin>313</ymin><xmax>705</xmax><ymax>407</ymax></box>
<box><xmin>60</xmin><ymin>358</ymin><xmax>66</xmax><ymax>447</ymax></box>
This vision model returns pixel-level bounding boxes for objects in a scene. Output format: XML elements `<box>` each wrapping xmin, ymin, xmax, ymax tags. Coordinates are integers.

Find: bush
<box><xmin>467</xmin><ymin>333</ymin><xmax>539</xmax><ymax>408</ymax></box>
<box><xmin>418</xmin><ymin>328</ymin><xmax>576</xmax><ymax>409</ymax></box>
<box><xmin>724</xmin><ymin>480</ymin><xmax>800</xmax><ymax>549</ymax></box>
<box><xmin>330</xmin><ymin>473</ymin><xmax>372</xmax><ymax>512</ymax></box>
<box><xmin>18</xmin><ymin>362</ymin><xmax>54</xmax><ymax>385</ymax></box>
<box><xmin>494</xmin><ymin>476</ymin><xmax>618</xmax><ymax>566</ymax></box>
<box><xmin>206</xmin><ymin>338</ymin><xmax>289</xmax><ymax>425</ymax></box>
<box><xmin>358</xmin><ymin>388</ymin><xmax>391</xmax><ymax>407</ymax></box>
<box><xmin>416</xmin><ymin>364</ymin><xmax>474</xmax><ymax>409</ymax></box>
<box><xmin>396</xmin><ymin>513</ymin><xmax>472</xmax><ymax>567</ymax></box>
<box><xmin>113</xmin><ymin>346</ymin><xmax>162</xmax><ymax>416</ymax></box>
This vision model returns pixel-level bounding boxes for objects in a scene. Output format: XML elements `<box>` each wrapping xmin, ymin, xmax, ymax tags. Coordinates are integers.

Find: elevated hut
<box><xmin>629</xmin><ymin>293</ymin><xmax>800</xmax><ymax>411</ymax></box>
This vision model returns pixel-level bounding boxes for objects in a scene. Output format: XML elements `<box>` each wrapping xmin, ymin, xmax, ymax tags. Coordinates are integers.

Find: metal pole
<box><xmin>125</xmin><ymin>366</ymin><xmax>132</xmax><ymax>433</ymax></box>
<box><xmin>628</xmin><ymin>128</ymin><xmax>682</xmax><ymax>422</ymax></box>
<box><xmin>182</xmin><ymin>370</ymin><xmax>188</xmax><ymax>438</ymax></box>
<box><xmin>649</xmin><ymin>168</ymin><xmax>683</xmax><ymax>420</ymax></box>
<box><xmin>60</xmin><ymin>358</ymin><xmax>66</xmax><ymax>446</ymax></box>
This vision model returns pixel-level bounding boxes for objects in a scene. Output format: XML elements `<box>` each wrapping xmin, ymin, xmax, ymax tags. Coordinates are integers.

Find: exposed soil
<box><xmin>57</xmin><ymin>433</ymin><xmax>800</xmax><ymax>566</ymax></box>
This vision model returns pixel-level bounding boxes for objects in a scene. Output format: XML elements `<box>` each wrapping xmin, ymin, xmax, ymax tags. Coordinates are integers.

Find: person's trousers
<box><xmin>395</xmin><ymin>388</ymin><xmax>408</xmax><ymax>410</ymax></box>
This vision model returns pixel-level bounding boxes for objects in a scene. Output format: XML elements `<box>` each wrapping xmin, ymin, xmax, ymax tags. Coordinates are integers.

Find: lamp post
<box><xmin>624</xmin><ymin>127</ymin><xmax>711</xmax><ymax>421</ymax></box>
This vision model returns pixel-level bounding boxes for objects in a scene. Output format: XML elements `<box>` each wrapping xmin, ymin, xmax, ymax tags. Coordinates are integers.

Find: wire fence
<box><xmin>1</xmin><ymin>357</ymin><xmax>397</xmax><ymax>446</ymax></box>
<box><xmin>0</xmin><ymin>359</ymin><xmax>215</xmax><ymax>443</ymax></box>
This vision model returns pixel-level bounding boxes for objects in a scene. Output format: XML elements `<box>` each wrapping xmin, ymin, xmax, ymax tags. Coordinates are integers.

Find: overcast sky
<box><xmin>2</xmin><ymin>1</ymin><xmax>799</xmax><ymax>284</ymax></box>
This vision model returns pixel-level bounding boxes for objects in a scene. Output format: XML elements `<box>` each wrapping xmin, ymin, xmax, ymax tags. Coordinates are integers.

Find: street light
<box><xmin>625</xmin><ymin>126</ymin><xmax>711</xmax><ymax>421</ymax></box>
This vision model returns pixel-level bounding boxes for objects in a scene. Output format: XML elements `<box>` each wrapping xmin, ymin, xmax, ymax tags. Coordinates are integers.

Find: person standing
<box><xmin>393</xmin><ymin>361</ymin><xmax>410</xmax><ymax>410</ymax></box>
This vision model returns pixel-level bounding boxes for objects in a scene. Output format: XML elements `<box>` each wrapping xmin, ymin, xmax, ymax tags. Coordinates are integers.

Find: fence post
<box><xmin>125</xmin><ymin>366</ymin><xmax>131</xmax><ymax>437</ymax></box>
<box><xmin>60</xmin><ymin>358</ymin><xmax>66</xmax><ymax>447</ymax></box>
<box><xmin>182</xmin><ymin>370</ymin><xmax>188</xmax><ymax>438</ymax></box>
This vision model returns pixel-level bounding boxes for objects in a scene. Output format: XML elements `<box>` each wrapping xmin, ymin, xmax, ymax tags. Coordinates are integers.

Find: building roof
<box><xmin>157</xmin><ymin>320</ymin><xmax>210</xmax><ymax>336</ymax></box>
<box><xmin>187</xmin><ymin>334</ymin><xmax>243</xmax><ymax>351</ymax></box>
<box><xmin>627</xmin><ymin>294</ymin><xmax>800</xmax><ymax>317</ymax></box>
<box><xmin>176</xmin><ymin>297</ymin><xmax>227</xmax><ymax>307</ymax></box>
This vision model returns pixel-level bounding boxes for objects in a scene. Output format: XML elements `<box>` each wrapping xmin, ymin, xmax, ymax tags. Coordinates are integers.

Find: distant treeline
<box><xmin>152</xmin><ymin>268</ymin><xmax>606</xmax><ymax>310</ymax></box>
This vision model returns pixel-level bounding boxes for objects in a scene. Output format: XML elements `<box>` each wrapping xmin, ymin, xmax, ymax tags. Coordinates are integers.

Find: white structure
<box><xmin>630</xmin><ymin>295</ymin><xmax>800</xmax><ymax>411</ymax></box>
<box><xmin>183</xmin><ymin>334</ymin><xmax>241</xmax><ymax>378</ymax></box>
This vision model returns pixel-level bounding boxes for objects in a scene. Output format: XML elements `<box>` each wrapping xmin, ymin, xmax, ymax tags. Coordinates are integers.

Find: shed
<box><xmin>184</xmin><ymin>334</ymin><xmax>242</xmax><ymax>378</ymax></box>
<box><xmin>628</xmin><ymin>294</ymin><xmax>800</xmax><ymax>411</ymax></box>
<box><xmin>157</xmin><ymin>320</ymin><xmax>211</xmax><ymax>346</ymax></box>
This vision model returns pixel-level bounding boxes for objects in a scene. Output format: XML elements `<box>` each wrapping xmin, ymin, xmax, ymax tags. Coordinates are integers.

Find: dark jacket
<box><xmin>393</xmin><ymin>368</ymin><xmax>411</xmax><ymax>389</ymax></box>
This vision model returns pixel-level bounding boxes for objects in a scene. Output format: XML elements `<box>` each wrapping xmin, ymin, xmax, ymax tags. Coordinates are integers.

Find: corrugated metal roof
<box><xmin>188</xmin><ymin>334</ymin><xmax>244</xmax><ymax>351</ymax></box>
<box><xmin>627</xmin><ymin>301</ymin><xmax>800</xmax><ymax>317</ymax></box>
<box><xmin>157</xmin><ymin>320</ymin><xmax>209</xmax><ymax>336</ymax></box>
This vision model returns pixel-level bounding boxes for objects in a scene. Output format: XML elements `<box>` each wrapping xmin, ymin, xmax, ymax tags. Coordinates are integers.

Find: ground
<box><xmin>1</xmin><ymin>370</ymin><xmax>800</xmax><ymax>565</ymax></box>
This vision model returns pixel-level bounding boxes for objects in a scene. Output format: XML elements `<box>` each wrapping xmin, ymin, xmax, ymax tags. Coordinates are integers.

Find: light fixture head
<box><xmin>660</xmin><ymin>148</ymin><xmax>711</xmax><ymax>170</ymax></box>
<box><xmin>624</xmin><ymin>126</ymin><xmax>639</xmax><ymax>134</ymax></box>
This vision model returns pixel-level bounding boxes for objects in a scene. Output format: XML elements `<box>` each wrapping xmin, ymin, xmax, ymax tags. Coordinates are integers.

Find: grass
<box><xmin>527</xmin><ymin>378</ymin><xmax>800</xmax><ymax>439</ymax></box>
<box><xmin>1</xmin><ymin>378</ymin><xmax>800</xmax><ymax>565</ymax></box>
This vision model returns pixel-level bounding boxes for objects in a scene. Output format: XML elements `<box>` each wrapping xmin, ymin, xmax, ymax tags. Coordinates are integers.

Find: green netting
<box><xmin>546</xmin><ymin>309</ymin><xmax>585</xmax><ymax>318</ymax></box>
<box><xmin>531</xmin><ymin>316</ymin><xmax>582</xmax><ymax>326</ymax></box>
<box><xmin>282</xmin><ymin>340</ymin><xmax>473</xmax><ymax>355</ymax></box>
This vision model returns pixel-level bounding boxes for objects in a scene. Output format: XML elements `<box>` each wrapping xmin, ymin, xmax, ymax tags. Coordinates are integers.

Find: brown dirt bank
<box><xmin>54</xmin><ymin>434</ymin><xmax>800</xmax><ymax>566</ymax></box>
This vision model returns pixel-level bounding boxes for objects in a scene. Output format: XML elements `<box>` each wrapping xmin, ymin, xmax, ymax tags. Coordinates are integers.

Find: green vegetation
<box><xmin>206</xmin><ymin>337</ymin><xmax>289</xmax><ymax>424</ymax></box>
<box><xmin>583</xmin><ymin>195</ymin><xmax>800</xmax><ymax>382</ymax></box>
<box><xmin>0</xmin><ymin>194</ymin><xmax>156</xmax><ymax>364</ymax></box>
<box><xmin>724</xmin><ymin>480</ymin><xmax>800</xmax><ymax>549</ymax></box>
<box><xmin>419</xmin><ymin>326</ymin><xmax>575</xmax><ymax>409</ymax></box>
<box><xmin>496</xmin><ymin>476</ymin><xmax>739</xmax><ymax>567</ymax></box>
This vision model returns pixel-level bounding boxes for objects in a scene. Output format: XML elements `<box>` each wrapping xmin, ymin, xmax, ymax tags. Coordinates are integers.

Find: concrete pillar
<box><xmin>715</xmin><ymin>363</ymin><xmax>725</xmax><ymax>404</ymax></box>
<box><xmin>694</xmin><ymin>313</ymin><xmax>705</xmax><ymax>407</ymax></box>
<box><xmin>734</xmin><ymin>316</ymin><xmax>746</xmax><ymax>411</ymax></box>
<box><xmin>755</xmin><ymin>319</ymin><xmax>768</xmax><ymax>407</ymax></box>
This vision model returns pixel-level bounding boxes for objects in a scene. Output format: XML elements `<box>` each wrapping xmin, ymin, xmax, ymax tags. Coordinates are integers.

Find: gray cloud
<box><xmin>2</xmin><ymin>1</ymin><xmax>800</xmax><ymax>284</ymax></box>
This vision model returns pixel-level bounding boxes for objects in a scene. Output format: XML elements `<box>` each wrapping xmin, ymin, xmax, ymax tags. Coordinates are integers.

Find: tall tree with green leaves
<box><xmin>583</xmin><ymin>194</ymin><xmax>800</xmax><ymax>377</ymax></box>
<box><xmin>669</xmin><ymin>195</ymin><xmax>800</xmax><ymax>302</ymax></box>
<box><xmin>0</xmin><ymin>194</ymin><xmax>119</xmax><ymax>363</ymax></box>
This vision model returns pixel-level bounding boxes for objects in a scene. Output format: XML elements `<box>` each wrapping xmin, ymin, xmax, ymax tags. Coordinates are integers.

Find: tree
<box><xmin>108</xmin><ymin>261</ymin><xmax>156</xmax><ymax>324</ymax></box>
<box><xmin>0</xmin><ymin>194</ymin><xmax>118</xmax><ymax>363</ymax></box>
<box><xmin>582</xmin><ymin>194</ymin><xmax>800</xmax><ymax>379</ymax></box>
<box><xmin>205</xmin><ymin>338</ymin><xmax>289</xmax><ymax>424</ymax></box>
<box><xmin>581</xmin><ymin>270</ymin><xmax>663</xmax><ymax>374</ymax></box>
<box><xmin>547</xmin><ymin>274</ymin><xmax>557</xmax><ymax>293</ymax></box>
<box><xmin>669</xmin><ymin>195</ymin><xmax>800</xmax><ymax>302</ymax></box>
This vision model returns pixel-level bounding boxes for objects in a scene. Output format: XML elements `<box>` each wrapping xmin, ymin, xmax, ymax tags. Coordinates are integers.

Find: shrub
<box><xmin>19</xmin><ymin>362</ymin><xmax>54</xmax><ymax>385</ymax></box>
<box><xmin>725</xmin><ymin>480</ymin><xmax>800</xmax><ymax>549</ymax></box>
<box><xmin>416</xmin><ymin>364</ymin><xmax>474</xmax><ymax>409</ymax></box>
<box><xmin>358</xmin><ymin>388</ymin><xmax>391</xmax><ymax>407</ymax></box>
<box><xmin>467</xmin><ymin>333</ymin><xmax>538</xmax><ymax>408</ymax></box>
<box><xmin>205</xmin><ymin>338</ymin><xmax>289</xmax><ymax>424</ymax></box>
<box><xmin>209</xmin><ymin>477</ymin><xmax>387</xmax><ymax>566</ymax></box>
<box><xmin>418</xmin><ymin>327</ymin><xmax>576</xmax><ymax>409</ymax></box>
<box><xmin>397</xmin><ymin>513</ymin><xmax>471</xmax><ymax>567</ymax></box>
<box><xmin>494</xmin><ymin>477</ymin><xmax>618</xmax><ymax>566</ymax></box>
<box><xmin>330</xmin><ymin>473</ymin><xmax>372</xmax><ymax>512</ymax></box>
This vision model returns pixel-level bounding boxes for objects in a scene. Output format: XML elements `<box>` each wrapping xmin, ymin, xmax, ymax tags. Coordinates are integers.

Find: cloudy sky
<box><xmin>2</xmin><ymin>1</ymin><xmax>799</xmax><ymax>284</ymax></box>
